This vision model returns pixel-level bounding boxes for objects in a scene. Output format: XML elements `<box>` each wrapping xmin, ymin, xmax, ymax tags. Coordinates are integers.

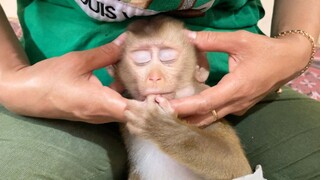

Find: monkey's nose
<box><xmin>148</xmin><ymin>76</ymin><xmax>162</xmax><ymax>82</ymax></box>
<box><xmin>147</xmin><ymin>70</ymin><xmax>163</xmax><ymax>82</ymax></box>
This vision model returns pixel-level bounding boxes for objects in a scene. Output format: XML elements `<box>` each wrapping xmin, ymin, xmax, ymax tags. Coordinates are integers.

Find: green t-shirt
<box><xmin>17</xmin><ymin>0</ymin><xmax>264</xmax><ymax>86</ymax></box>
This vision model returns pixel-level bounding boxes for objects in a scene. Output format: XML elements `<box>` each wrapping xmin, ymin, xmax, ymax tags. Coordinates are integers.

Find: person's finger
<box><xmin>170</xmin><ymin>74</ymin><xmax>238</xmax><ymax>117</ymax></box>
<box><xmin>170</xmin><ymin>86</ymin><xmax>221</xmax><ymax>116</ymax></box>
<box><xmin>185</xmin><ymin>30</ymin><xmax>250</xmax><ymax>53</ymax></box>
<box><xmin>99</xmin><ymin>86</ymin><xmax>128</xmax><ymax>121</ymax></box>
<box><xmin>75</xmin><ymin>33</ymin><xmax>126</xmax><ymax>71</ymax></box>
<box><xmin>183</xmin><ymin>113</ymin><xmax>217</xmax><ymax>128</ymax></box>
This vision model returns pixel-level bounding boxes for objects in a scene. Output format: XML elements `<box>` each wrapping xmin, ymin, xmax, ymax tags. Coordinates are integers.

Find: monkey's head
<box><xmin>115</xmin><ymin>16</ymin><xmax>208</xmax><ymax>100</ymax></box>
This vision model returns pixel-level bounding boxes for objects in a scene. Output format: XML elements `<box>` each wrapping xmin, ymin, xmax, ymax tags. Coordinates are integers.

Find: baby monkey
<box><xmin>114</xmin><ymin>16</ymin><xmax>252</xmax><ymax>180</ymax></box>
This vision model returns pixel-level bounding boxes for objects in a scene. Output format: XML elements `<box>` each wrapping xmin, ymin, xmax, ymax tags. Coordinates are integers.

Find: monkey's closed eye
<box><xmin>159</xmin><ymin>48</ymin><xmax>178</xmax><ymax>63</ymax></box>
<box><xmin>131</xmin><ymin>50</ymin><xmax>152</xmax><ymax>64</ymax></box>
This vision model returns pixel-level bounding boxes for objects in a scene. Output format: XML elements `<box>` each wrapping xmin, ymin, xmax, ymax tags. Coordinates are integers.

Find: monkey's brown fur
<box><xmin>115</xmin><ymin>16</ymin><xmax>252</xmax><ymax>180</ymax></box>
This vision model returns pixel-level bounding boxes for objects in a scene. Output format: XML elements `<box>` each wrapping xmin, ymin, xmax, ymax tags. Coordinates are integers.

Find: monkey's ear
<box><xmin>106</xmin><ymin>65</ymin><xmax>117</xmax><ymax>77</ymax></box>
<box><xmin>194</xmin><ymin>51</ymin><xmax>210</xmax><ymax>83</ymax></box>
<box><xmin>194</xmin><ymin>65</ymin><xmax>209</xmax><ymax>83</ymax></box>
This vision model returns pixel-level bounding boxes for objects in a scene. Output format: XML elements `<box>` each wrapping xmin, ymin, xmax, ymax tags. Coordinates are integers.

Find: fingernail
<box><xmin>183</xmin><ymin>30</ymin><xmax>197</xmax><ymax>41</ymax></box>
<box><xmin>155</xmin><ymin>96</ymin><xmax>165</xmax><ymax>103</ymax></box>
<box><xmin>113</xmin><ymin>33</ymin><xmax>127</xmax><ymax>46</ymax></box>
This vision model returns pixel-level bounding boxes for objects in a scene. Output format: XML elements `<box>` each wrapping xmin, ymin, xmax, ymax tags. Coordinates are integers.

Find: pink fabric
<box><xmin>9</xmin><ymin>18</ymin><xmax>22</xmax><ymax>39</ymax></box>
<box><xmin>287</xmin><ymin>49</ymin><xmax>320</xmax><ymax>101</ymax></box>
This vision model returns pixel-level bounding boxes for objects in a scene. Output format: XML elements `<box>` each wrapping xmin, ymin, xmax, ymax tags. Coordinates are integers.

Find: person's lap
<box><xmin>228</xmin><ymin>86</ymin><xmax>320</xmax><ymax>180</ymax></box>
<box><xmin>1</xmin><ymin>86</ymin><xmax>319</xmax><ymax>179</ymax></box>
<box><xmin>0</xmin><ymin>107</ymin><xmax>127</xmax><ymax>179</ymax></box>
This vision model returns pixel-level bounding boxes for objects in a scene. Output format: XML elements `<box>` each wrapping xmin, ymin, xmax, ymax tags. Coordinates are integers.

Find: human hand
<box><xmin>0</xmin><ymin>35</ymin><xmax>128</xmax><ymax>123</ymax></box>
<box><xmin>171</xmin><ymin>30</ymin><xmax>312</xmax><ymax>126</ymax></box>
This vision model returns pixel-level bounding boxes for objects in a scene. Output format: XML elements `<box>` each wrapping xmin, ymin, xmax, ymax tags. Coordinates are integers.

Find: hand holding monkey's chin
<box><xmin>124</xmin><ymin>95</ymin><xmax>179</xmax><ymax>136</ymax></box>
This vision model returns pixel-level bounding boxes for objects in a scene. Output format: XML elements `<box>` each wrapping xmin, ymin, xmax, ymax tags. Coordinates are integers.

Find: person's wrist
<box><xmin>0</xmin><ymin>81</ymin><xmax>5</xmax><ymax>106</ymax></box>
<box><xmin>273</xmin><ymin>30</ymin><xmax>315</xmax><ymax>76</ymax></box>
<box><xmin>0</xmin><ymin>70</ymin><xmax>11</xmax><ymax>106</ymax></box>
<box><xmin>0</xmin><ymin>67</ymin><xmax>37</xmax><ymax>114</ymax></box>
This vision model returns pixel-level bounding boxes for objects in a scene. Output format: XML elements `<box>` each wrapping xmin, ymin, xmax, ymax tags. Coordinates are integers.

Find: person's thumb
<box><xmin>185</xmin><ymin>30</ymin><xmax>248</xmax><ymax>53</ymax></box>
<box><xmin>74</xmin><ymin>33</ymin><xmax>126</xmax><ymax>72</ymax></box>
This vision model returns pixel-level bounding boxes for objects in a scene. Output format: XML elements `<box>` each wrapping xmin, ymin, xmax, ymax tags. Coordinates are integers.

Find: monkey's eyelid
<box><xmin>131</xmin><ymin>50</ymin><xmax>152</xmax><ymax>64</ymax></box>
<box><xmin>159</xmin><ymin>49</ymin><xmax>178</xmax><ymax>62</ymax></box>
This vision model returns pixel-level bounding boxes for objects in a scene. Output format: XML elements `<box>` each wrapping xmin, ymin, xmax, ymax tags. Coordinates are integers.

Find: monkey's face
<box><xmin>116</xmin><ymin>17</ymin><xmax>199</xmax><ymax>100</ymax></box>
<box><xmin>118</xmin><ymin>41</ymin><xmax>197</xmax><ymax>101</ymax></box>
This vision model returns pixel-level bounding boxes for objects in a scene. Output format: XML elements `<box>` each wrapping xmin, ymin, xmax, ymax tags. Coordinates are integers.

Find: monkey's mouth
<box><xmin>142</xmin><ymin>91</ymin><xmax>175</xmax><ymax>100</ymax></box>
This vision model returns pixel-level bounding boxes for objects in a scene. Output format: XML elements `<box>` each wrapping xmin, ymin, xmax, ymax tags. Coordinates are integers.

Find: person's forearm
<box><xmin>271</xmin><ymin>0</ymin><xmax>320</xmax><ymax>40</ymax></box>
<box><xmin>0</xmin><ymin>4</ymin><xmax>29</xmax><ymax>105</ymax></box>
<box><xmin>0</xmin><ymin>4</ymin><xmax>29</xmax><ymax>73</ymax></box>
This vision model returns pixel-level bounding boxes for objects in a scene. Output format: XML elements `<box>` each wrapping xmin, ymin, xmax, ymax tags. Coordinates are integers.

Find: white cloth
<box><xmin>233</xmin><ymin>165</ymin><xmax>267</xmax><ymax>180</ymax></box>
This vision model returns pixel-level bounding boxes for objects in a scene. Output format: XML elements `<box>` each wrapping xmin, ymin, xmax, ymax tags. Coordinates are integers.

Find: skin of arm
<box><xmin>270</xmin><ymin>0</ymin><xmax>320</xmax><ymax>77</ymax></box>
<box><xmin>0</xmin><ymin>5</ymin><xmax>29</xmax><ymax>72</ymax></box>
<box><xmin>170</xmin><ymin>0</ymin><xmax>320</xmax><ymax>126</ymax></box>
<box><xmin>0</xmin><ymin>4</ymin><xmax>128</xmax><ymax>123</ymax></box>
<box><xmin>272</xmin><ymin>0</ymin><xmax>320</xmax><ymax>39</ymax></box>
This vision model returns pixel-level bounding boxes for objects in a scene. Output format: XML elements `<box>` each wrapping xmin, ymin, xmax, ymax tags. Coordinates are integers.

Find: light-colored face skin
<box><xmin>123</xmin><ymin>42</ymin><xmax>188</xmax><ymax>100</ymax></box>
<box><xmin>130</xmin><ymin>46</ymin><xmax>179</xmax><ymax>96</ymax></box>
